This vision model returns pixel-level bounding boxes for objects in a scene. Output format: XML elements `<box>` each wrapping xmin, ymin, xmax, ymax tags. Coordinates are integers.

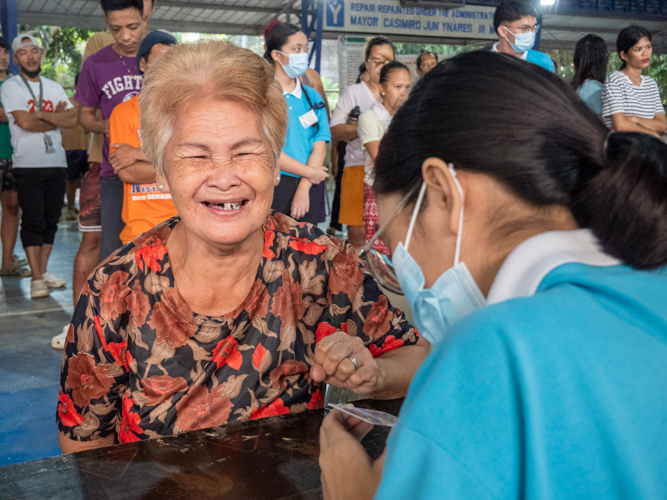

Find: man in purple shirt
<box><xmin>76</xmin><ymin>0</ymin><xmax>145</xmax><ymax>260</ymax></box>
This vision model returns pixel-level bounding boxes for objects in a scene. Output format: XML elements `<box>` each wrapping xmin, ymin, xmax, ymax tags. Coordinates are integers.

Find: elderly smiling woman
<box><xmin>56</xmin><ymin>41</ymin><xmax>427</xmax><ymax>452</ymax></box>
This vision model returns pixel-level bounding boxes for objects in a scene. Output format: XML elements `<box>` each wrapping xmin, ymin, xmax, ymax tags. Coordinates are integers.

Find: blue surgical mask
<box><xmin>393</xmin><ymin>165</ymin><xmax>486</xmax><ymax>346</ymax></box>
<box><xmin>279</xmin><ymin>51</ymin><xmax>309</xmax><ymax>79</ymax></box>
<box><xmin>504</xmin><ymin>29</ymin><xmax>535</xmax><ymax>53</ymax></box>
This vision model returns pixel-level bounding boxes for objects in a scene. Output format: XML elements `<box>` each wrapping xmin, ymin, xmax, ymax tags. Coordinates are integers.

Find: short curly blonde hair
<box><xmin>139</xmin><ymin>40</ymin><xmax>288</xmax><ymax>173</ymax></box>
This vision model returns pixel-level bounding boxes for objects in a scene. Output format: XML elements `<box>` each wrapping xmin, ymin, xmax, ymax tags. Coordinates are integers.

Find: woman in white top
<box><xmin>357</xmin><ymin>61</ymin><xmax>411</xmax><ymax>254</ymax></box>
<box><xmin>602</xmin><ymin>26</ymin><xmax>666</xmax><ymax>137</ymax></box>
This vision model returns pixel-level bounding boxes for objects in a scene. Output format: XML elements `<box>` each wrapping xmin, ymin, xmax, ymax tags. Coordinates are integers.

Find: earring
<box><xmin>158</xmin><ymin>184</ymin><xmax>164</xmax><ymax>190</ymax></box>
<box><xmin>276</xmin><ymin>175</ymin><xmax>281</xmax><ymax>182</ymax></box>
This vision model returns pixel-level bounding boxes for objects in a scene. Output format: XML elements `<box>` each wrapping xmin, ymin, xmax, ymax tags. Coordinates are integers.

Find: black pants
<box><xmin>272</xmin><ymin>175</ymin><xmax>324</xmax><ymax>224</ymax></box>
<box><xmin>13</xmin><ymin>167</ymin><xmax>66</xmax><ymax>248</ymax></box>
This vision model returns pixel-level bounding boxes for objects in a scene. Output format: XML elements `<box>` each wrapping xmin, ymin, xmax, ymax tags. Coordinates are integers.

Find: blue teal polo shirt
<box><xmin>375</xmin><ymin>263</ymin><xmax>667</xmax><ymax>499</ymax></box>
<box><xmin>281</xmin><ymin>80</ymin><xmax>331</xmax><ymax>178</ymax></box>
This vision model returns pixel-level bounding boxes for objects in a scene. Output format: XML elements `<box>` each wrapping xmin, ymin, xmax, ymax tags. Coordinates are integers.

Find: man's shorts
<box><xmin>0</xmin><ymin>158</ymin><xmax>15</xmax><ymax>192</ymax></box>
<box><xmin>79</xmin><ymin>162</ymin><xmax>102</xmax><ymax>232</ymax></box>
<box><xmin>338</xmin><ymin>165</ymin><xmax>364</xmax><ymax>226</ymax></box>
<box><xmin>66</xmin><ymin>150</ymin><xmax>89</xmax><ymax>181</ymax></box>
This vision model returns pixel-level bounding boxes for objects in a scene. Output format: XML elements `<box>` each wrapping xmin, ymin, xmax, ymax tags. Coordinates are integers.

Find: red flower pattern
<box><xmin>368</xmin><ymin>335</ymin><xmax>405</xmax><ymax>358</ymax></box>
<box><xmin>58</xmin><ymin>393</ymin><xmax>85</xmax><ymax>427</ymax></box>
<box><xmin>119</xmin><ymin>395</ymin><xmax>143</xmax><ymax>443</ymax></box>
<box><xmin>134</xmin><ymin>240</ymin><xmax>167</xmax><ymax>273</ymax></box>
<box><xmin>288</xmin><ymin>237</ymin><xmax>328</xmax><ymax>255</ymax></box>
<box><xmin>57</xmin><ymin>213</ymin><xmax>418</xmax><ymax>443</ymax></box>
<box><xmin>250</xmin><ymin>398</ymin><xmax>290</xmax><ymax>420</ymax></box>
<box><xmin>212</xmin><ymin>336</ymin><xmax>243</xmax><ymax>370</ymax></box>
<box><xmin>308</xmin><ymin>388</ymin><xmax>323</xmax><ymax>410</ymax></box>
<box><xmin>263</xmin><ymin>230</ymin><xmax>276</xmax><ymax>259</ymax></box>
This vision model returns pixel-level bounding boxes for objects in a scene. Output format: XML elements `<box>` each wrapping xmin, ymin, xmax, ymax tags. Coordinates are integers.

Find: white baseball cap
<box><xmin>11</xmin><ymin>34</ymin><xmax>41</xmax><ymax>53</ymax></box>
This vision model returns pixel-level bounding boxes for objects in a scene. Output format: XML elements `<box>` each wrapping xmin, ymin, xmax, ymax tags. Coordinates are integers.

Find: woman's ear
<box><xmin>155</xmin><ymin>169</ymin><xmax>171</xmax><ymax>194</ymax></box>
<box><xmin>274</xmin><ymin>163</ymin><xmax>281</xmax><ymax>186</ymax></box>
<box><xmin>421</xmin><ymin>157</ymin><xmax>463</xmax><ymax>237</ymax></box>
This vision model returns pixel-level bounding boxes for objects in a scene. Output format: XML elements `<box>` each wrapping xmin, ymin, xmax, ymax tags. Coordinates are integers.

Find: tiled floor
<box><xmin>0</xmin><ymin>219</ymin><xmax>80</xmax><ymax>466</ymax></box>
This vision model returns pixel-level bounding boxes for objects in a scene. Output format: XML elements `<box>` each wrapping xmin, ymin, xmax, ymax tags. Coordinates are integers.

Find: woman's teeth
<box><xmin>208</xmin><ymin>202</ymin><xmax>241</xmax><ymax>210</ymax></box>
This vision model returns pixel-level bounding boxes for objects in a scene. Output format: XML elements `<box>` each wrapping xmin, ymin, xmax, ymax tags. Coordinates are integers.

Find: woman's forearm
<box><xmin>58</xmin><ymin>431</ymin><xmax>116</xmax><ymax>454</ymax></box>
<box><xmin>279</xmin><ymin>152</ymin><xmax>313</xmax><ymax>177</ymax></box>
<box><xmin>632</xmin><ymin>115</ymin><xmax>667</xmax><ymax>133</ymax></box>
<box><xmin>370</xmin><ymin>337</ymin><xmax>430</xmax><ymax>400</ymax></box>
<box><xmin>306</xmin><ymin>141</ymin><xmax>326</xmax><ymax>168</ymax></box>
<box><xmin>611</xmin><ymin>114</ymin><xmax>655</xmax><ymax>134</ymax></box>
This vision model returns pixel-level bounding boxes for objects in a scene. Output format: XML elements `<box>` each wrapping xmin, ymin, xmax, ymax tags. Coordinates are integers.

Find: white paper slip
<box><xmin>328</xmin><ymin>404</ymin><xmax>398</xmax><ymax>428</ymax></box>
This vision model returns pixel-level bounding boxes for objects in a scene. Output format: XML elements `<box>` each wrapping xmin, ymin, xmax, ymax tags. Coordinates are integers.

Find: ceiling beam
<box><xmin>156</xmin><ymin>1</ymin><xmax>300</xmax><ymax>16</ymax></box>
<box><xmin>17</xmin><ymin>12</ymin><xmax>269</xmax><ymax>36</ymax></box>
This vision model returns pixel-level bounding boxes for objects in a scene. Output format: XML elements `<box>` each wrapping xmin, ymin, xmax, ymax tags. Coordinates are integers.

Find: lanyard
<box><xmin>20</xmin><ymin>74</ymin><xmax>43</xmax><ymax>111</ymax></box>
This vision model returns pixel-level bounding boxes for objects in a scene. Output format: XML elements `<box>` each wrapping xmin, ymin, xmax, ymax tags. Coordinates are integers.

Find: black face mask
<box><xmin>21</xmin><ymin>65</ymin><xmax>41</xmax><ymax>79</ymax></box>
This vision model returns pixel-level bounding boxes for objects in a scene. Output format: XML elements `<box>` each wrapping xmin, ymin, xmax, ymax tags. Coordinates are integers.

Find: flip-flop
<box><xmin>13</xmin><ymin>255</ymin><xmax>28</xmax><ymax>267</ymax></box>
<box><xmin>0</xmin><ymin>263</ymin><xmax>31</xmax><ymax>277</ymax></box>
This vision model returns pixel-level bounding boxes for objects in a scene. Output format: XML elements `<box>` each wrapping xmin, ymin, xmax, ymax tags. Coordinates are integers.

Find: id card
<box><xmin>43</xmin><ymin>133</ymin><xmax>55</xmax><ymax>154</ymax></box>
<box><xmin>299</xmin><ymin>109</ymin><xmax>318</xmax><ymax>128</ymax></box>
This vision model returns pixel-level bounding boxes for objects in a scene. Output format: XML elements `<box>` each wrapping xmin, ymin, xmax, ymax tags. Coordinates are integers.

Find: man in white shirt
<box><xmin>0</xmin><ymin>35</ymin><xmax>77</xmax><ymax>298</ymax></box>
<box><xmin>330</xmin><ymin>36</ymin><xmax>394</xmax><ymax>254</ymax></box>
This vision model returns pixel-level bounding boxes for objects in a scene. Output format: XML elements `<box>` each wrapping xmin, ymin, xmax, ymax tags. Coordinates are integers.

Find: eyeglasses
<box><xmin>358</xmin><ymin>183</ymin><xmax>419</xmax><ymax>295</ymax></box>
<box><xmin>367</xmin><ymin>58</ymin><xmax>389</xmax><ymax>67</ymax></box>
<box><xmin>504</xmin><ymin>23</ymin><xmax>540</xmax><ymax>34</ymax></box>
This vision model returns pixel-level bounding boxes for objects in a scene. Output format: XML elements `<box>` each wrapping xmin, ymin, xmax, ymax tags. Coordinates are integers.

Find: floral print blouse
<box><xmin>57</xmin><ymin>212</ymin><xmax>418</xmax><ymax>443</ymax></box>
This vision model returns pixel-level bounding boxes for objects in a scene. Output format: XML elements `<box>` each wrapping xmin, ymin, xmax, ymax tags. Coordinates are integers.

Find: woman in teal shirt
<box><xmin>264</xmin><ymin>23</ymin><xmax>330</xmax><ymax>224</ymax></box>
<box><xmin>319</xmin><ymin>51</ymin><xmax>667</xmax><ymax>499</ymax></box>
<box><xmin>571</xmin><ymin>34</ymin><xmax>608</xmax><ymax>116</ymax></box>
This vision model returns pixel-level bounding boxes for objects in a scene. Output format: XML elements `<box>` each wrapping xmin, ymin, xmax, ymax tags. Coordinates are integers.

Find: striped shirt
<box><xmin>602</xmin><ymin>71</ymin><xmax>664</xmax><ymax>128</ymax></box>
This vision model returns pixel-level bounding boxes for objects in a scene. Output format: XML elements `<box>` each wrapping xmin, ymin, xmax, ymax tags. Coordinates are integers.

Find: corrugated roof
<box><xmin>14</xmin><ymin>0</ymin><xmax>667</xmax><ymax>49</ymax></box>
<box><xmin>17</xmin><ymin>0</ymin><xmax>302</xmax><ymax>35</ymax></box>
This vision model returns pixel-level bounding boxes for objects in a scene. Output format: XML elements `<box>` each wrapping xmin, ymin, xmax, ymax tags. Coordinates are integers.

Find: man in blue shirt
<box><xmin>491</xmin><ymin>0</ymin><xmax>555</xmax><ymax>72</ymax></box>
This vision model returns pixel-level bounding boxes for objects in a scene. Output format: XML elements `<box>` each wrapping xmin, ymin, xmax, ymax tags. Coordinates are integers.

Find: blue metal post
<box><xmin>301</xmin><ymin>0</ymin><xmax>310</xmax><ymax>34</ymax></box>
<box><xmin>534</xmin><ymin>12</ymin><xmax>543</xmax><ymax>51</ymax></box>
<box><xmin>0</xmin><ymin>0</ymin><xmax>18</xmax><ymax>75</ymax></box>
<box><xmin>314</xmin><ymin>0</ymin><xmax>324</xmax><ymax>73</ymax></box>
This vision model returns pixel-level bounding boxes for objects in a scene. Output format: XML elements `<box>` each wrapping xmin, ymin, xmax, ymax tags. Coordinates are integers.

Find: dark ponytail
<box><xmin>374</xmin><ymin>50</ymin><xmax>667</xmax><ymax>269</ymax></box>
<box><xmin>264</xmin><ymin>22</ymin><xmax>302</xmax><ymax>64</ymax></box>
<box><xmin>572</xmin><ymin>133</ymin><xmax>667</xmax><ymax>269</ymax></box>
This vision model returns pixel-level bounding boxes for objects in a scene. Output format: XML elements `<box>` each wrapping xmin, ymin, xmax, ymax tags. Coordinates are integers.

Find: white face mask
<box><xmin>278</xmin><ymin>51</ymin><xmax>309</xmax><ymax>78</ymax></box>
<box><xmin>392</xmin><ymin>164</ymin><xmax>487</xmax><ymax>345</ymax></box>
<box><xmin>503</xmin><ymin>28</ymin><xmax>535</xmax><ymax>53</ymax></box>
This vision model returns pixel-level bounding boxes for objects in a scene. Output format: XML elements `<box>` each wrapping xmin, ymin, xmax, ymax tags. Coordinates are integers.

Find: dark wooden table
<box><xmin>0</xmin><ymin>399</ymin><xmax>402</xmax><ymax>500</ymax></box>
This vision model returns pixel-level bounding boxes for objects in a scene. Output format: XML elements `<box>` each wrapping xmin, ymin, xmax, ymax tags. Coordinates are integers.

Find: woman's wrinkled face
<box><xmin>622</xmin><ymin>36</ymin><xmax>652</xmax><ymax>70</ymax></box>
<box><xmin>158</xmin><ymin>98</ymin><xmax>278</xmax><ymax>249</ymax></box>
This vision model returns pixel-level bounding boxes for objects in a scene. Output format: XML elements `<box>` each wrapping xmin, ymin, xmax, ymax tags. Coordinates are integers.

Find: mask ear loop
<box><xmin>448</xmin><ymin>164</ymin><xmax>464</xmax><ymax>266</ymax></box>
<box><xmin>404</xmin><ymin>182</ymin><xmax>427</xmax><ymax>252</ymax></box>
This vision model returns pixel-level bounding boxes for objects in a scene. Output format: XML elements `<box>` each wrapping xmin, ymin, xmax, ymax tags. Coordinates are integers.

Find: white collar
<box><xmin>487</xmin><ymin>229</ymin><xmax>620</xmax><ymax>305</ymax></box>
<box><xmin>492</xmin><ymin>42</ymin><xmax>528</xmax><ymax>60</ymax></box>
<box><xmin>283</xmin><ymin>78</ymin><xmax>302</xmax><ymax>99</ymax></box>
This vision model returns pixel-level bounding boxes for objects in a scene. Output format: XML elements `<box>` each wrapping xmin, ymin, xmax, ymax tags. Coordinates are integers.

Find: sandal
<box><xmin>13</xmin><ymin>255</ymin><xmax>28</xmax><ymax>267</ymax></box>
<box><xmin>0</xmin><ymin>263</ymin><xmax>31</xmax><ymax>277</ymax></box>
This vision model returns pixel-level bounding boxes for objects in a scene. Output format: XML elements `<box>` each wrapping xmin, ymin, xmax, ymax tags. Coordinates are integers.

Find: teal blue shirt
<box><xmin>376</xmin><ymin>263</ymin><xmax>667</xmax><ymax>499</ymax></box>
<box><xmin>281</xmin><ymin>81</ymin><xmax>330</xmax><ymax>178</ymax></box>
<box><xmin>526</xmin><ymin>49</ymin><xmax>555</xmax><ymax>72</ymax></box>
<box><xmin>577</xmin><ymin>80</ymin><xmax>605</xmax><ymax>114</ymax></box>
